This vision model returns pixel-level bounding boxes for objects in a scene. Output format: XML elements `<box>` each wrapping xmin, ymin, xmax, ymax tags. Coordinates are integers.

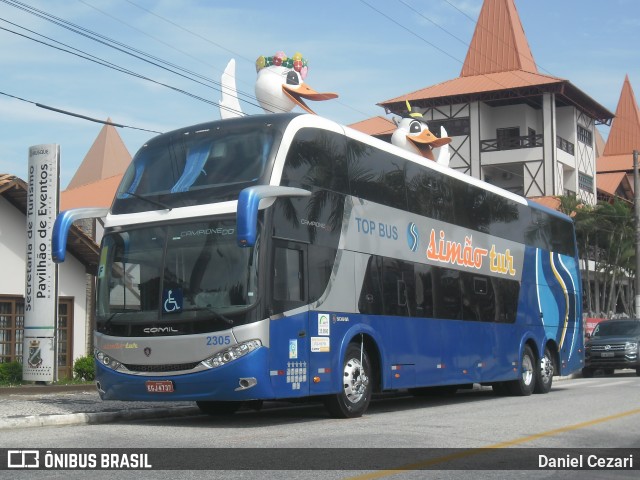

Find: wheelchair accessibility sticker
<box><xmin>162</xmin><ymin>289</ymin><xmax>183</xmax><ymax>313</ymax></box>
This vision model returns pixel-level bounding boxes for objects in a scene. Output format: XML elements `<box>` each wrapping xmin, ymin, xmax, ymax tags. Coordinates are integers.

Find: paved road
<box><xmin>0</xmin><ymin>374</ymin><xmax>639</xmax><ymax>479</ymax></box>
<box><xmin>0</xmin><ymin>384</ymin><xmax>198</xmax><ymax>429</ymax></box>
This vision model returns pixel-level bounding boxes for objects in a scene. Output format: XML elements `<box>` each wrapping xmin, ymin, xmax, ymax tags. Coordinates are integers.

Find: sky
<box><xmin>1</xmin><ymin>0</ymin><xmax>639</xmax><ymax>189</ymax></box>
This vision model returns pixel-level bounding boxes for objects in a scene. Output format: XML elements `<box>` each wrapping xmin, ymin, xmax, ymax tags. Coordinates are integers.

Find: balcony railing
<box><xmin>557</xmin><ymin>135</ymin><xmax>575</xmax><ymax>155</ymax></box>
<box><xmin>480</xmin><ymin>134</ymin><xmax>543</xmax><ymax>152</ymax></box>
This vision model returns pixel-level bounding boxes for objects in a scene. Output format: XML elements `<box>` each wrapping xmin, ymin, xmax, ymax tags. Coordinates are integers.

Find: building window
<box><xmin>0</xmin><ymin>296</ymin><xmax>73</xmax><ymax>378</ymax></box>
<box><xmin>577</xmin><ymin>125</ymin><xmax>593</xmax><ymax>145</ymax></box>
<box><xmin>496</xmin><ymin>127</ymin><xmax>521</xmax><ymax>150</ymax></box>
<box><xmin>427</xmin><ymin>118</ymin><xmax>470</xmax><ymax>137</ymax></box>
<box><xmin>0</xmin><ymin>298</ymin><xmax>24</xmax><ymax>364</ymax></box>
<box><xmin>579</xmin><ymin>173</ymin><xmax>594</xmax><ymax>192</ymax></box>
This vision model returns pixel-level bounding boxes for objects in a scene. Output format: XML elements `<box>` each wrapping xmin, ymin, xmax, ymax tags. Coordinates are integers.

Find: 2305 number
<box><xmin>206</xmin><ymin>335</ymin><xmax>231</xmax><ymax>346</ymax></box>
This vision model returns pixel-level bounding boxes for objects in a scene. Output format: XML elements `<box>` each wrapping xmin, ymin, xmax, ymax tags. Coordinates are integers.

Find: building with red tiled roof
<box><xmin>347</xmin><ymin>116</ymin><xmax>396</xmax><ymax>142</ymax></box>
<box><xmin>596</xmin><ymin>75</ymin><xmax>640</xmax><ymax>204</ymax></box>
<box><xmin>373</xmin><ymin>0</ymin><xmax>613</xmax><ymax>205</ymax></box>
<box><xmin>60</xmin><ymin>174</ymin><xmax>123</xmax><ymax>211</ymax></box>
<box><xmin>65</xmin><ymin>119</ymin><xmax>131</xmax><ymax>190</ymax></box>
<box><xmin>0</xmin><ymin>174</ymin><xmax>100</xmax><ymax>378</ymax></box>
<box><xmin>596</xmin><ymin>172</ymin><xmax>633</xmax><ymax>204</ymax></box>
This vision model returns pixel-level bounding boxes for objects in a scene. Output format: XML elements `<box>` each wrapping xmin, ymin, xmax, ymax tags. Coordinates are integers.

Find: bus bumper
<box><xmin>95</xmin><ymin>347</ymin><xmax>274</xmax><ymax>402</ymax></box>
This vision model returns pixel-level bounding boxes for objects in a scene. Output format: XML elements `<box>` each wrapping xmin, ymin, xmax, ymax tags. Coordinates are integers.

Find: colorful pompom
<box><xmin>256</xmin><ymin>51</ymin><xmax>309</xmax><ymax>78</ymax></box>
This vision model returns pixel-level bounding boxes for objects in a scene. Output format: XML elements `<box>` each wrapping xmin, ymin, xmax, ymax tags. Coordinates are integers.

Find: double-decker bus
<box><xmin>53</xmin><ymin>113</ymin><xmax>583</xmax><ymax>418</ymax></box>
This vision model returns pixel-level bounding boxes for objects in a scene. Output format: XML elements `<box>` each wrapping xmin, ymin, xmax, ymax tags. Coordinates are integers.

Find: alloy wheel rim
<box><xmin>522</xmin><ymin>354</ymin><xmax>534</xmax><ymax>386</ymax></box>
<box><xmin>343</xmin><ymin>357</ymin><xmax>369</xmax><ymax>404</ymax></box>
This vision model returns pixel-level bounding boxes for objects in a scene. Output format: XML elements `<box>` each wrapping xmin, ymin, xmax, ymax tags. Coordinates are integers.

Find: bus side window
<box><xmin>434</xmin><ymin>269</ymin><xmax>462</xmax><ymax>320</ymax></box>
<box><xmin>358</xmin><ymin>256</ymin><xmax>383</xmax><ymax>315</ymax></box>
<box><xmin>414</xmin><ymin>264</ymin><xmax>434</xmax><ymax>318</ymax></box>
<box><xmin>382</xmin><ymin>259</ymin><xmax>415</xmax><ymax>317</ymax></box>
<box><xmin>273</xmin><ymin>247</ymin><xmax>304</xmax><ymax>302</ymax></box>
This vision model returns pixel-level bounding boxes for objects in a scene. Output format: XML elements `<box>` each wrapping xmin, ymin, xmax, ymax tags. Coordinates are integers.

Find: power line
<box><xmin>0</xmin><ymin>22</ymin><xmax>246</xmax><ymax>118</ymax></box>
<box><xmin>120</xmin><ymin>0</ymin><xmax>375</xmax><ymax>119</ymax></box>
<box><xmin>0</xmin><ymin>90</ymin><xmax>162</xmax><ymax>133</ymax></box>
<box><xmin>0</xmin><ymin>0</ymin><xmax>259</xmax><ymax>116</ymax></box>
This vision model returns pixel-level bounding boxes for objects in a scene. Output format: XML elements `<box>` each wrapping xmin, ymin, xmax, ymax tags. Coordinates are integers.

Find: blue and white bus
<box><xmin>53</xmin><ymin>113</ymin><xmax>583</xmax><ymax>418</ymax></box>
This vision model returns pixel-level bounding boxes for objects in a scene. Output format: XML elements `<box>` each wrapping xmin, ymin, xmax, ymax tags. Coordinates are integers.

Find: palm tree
<box><xmin>595</xmin><ymin>199</ymin><xmax>634</xmax><ymax>315</ymax></box>
<box><xmin>557</xmin><ymin>195</ymin><xmax>635</xmax><ymax>316</ymax></box>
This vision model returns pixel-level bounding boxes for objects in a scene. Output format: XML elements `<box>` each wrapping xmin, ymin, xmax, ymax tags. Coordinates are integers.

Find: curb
<box><xmin>0</xmin><ymin>384</ymin><xmax>96</xmax><ymax>396</ymax></box>
<box><xmin>0</xmin><ymin>405</ymin><xmax>201</xmax><ymax>430</ymax></box>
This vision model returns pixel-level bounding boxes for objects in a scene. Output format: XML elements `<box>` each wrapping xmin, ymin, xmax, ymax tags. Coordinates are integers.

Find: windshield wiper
<box><xmin>125</xmin><ymin>191</ymin><xmax>172</xmax><ymax>211</ymax></box>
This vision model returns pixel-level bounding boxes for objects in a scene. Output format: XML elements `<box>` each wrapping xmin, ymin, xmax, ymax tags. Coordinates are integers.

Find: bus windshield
<box><xmin>96</xmin><ymin>219</ymin><xmax>260</xmax><ymax>335</ymax></box>
<box><xmin>111</xmin><ymin>115</ymin><xmax>291</xmax><ymax>214</ymax></box>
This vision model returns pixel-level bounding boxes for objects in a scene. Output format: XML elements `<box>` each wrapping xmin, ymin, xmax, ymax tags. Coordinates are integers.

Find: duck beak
<box><xmin>407</xmin><ymin>129</ymin><xmax>452</xmax><ymax>161</ymax></box>
<box><xmin>282</xmin><ymin>83</ymin><xmax>338</xmax><ymax>114</ymax></box>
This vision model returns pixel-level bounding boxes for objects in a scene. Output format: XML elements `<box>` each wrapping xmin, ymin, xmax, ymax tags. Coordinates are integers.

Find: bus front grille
<box><xmin>123</xmin><ymin>362</ymin><xmax>200</xmax><ymax>373</ymax></box>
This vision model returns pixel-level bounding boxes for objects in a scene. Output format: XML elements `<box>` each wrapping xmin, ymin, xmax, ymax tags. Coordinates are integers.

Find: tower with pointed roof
<box><xmin>373</xmin><ymin>0</ymin><xmax>613</xmax><ymax>205</ymax></box>
<box><xmin>65</xmin><ymin>119</ymin><xmax>132</xmax><ymax>190</ymax></box>
<box><xmin>61</xmin><ymin>120</ymin><xmax>132</xmax><ymax>245</ymax></box>
<box><xmin>596</xmin><ymin>75</ymin><xmax>640</xmax><ymax>203</ymax></box>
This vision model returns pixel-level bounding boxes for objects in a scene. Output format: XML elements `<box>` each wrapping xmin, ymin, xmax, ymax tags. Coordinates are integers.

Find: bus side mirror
<box><xmin>236</xmin><ymin>186</ymin><xmax>311</xmax><ymax>247</ymax></box>
<box><xmin>52</xmin><ymin>207</ymin><xmax>109</xmax><ymax>262</ymax></box>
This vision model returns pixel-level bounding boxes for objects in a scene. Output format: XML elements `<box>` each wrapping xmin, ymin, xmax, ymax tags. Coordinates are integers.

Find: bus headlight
<box><xmin>95</xmin><ymin>348</ymin><xmax>122</xmax><ymax>371</ymax></box>
<box><xmin>202</xmin><ymin>339</ymin><xmax>262</xmax><ymax>369</ymax></box>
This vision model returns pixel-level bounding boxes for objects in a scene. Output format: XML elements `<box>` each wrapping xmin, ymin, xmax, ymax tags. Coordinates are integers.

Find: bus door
<box><xmin>268</xmin><ymin>239</ymin><xmax>310</xmax><ymax>398</ymax></box>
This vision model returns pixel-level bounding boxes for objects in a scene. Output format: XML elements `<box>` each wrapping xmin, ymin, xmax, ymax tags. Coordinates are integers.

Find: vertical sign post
<box><xmin>634</xmin><ymin>150</ymin><xmax>640</xmax><ymax>318</ymax></box>
<box><xmin>23</xmin><ymin>144</ymin><xmax>60</xmax><ymax>382</ymax></box>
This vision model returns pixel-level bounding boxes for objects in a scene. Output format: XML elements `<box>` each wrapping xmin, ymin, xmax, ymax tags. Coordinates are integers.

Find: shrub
<box><xmin>0</xmin><ymin>361</ymin><xmax>23</xmax><ymax>385</ymax></box>
<box><xmin>73</xmin><ymin>355</ymin><xmax>96</xmax><ymax>381</ymax></box>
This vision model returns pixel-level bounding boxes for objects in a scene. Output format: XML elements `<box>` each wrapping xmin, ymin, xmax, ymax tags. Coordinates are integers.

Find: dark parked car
<box><xmin>583</xmin><ymin>319</ymin><xmax>640</xmax><ymax>377</ymax></box>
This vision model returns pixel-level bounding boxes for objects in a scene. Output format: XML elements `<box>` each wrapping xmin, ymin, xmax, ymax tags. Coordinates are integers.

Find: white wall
<box><xmin>0</xmin><ymin>197</ymin><xmax>27</xmax><ymax>294</ymax></box>
<box><xmin>556</xmin><ymin>106</ymin><xmax>576</xmax><ymax>141</ymax></box>
<box><xmin>479</xmin><ymin>103</ymin><xmax>542</xmax><ymax>139</ymax></box>
<box><xmin>0</xmin><ymin>196</ymin><xmax>88</xmax><ymax>362</ymax></box>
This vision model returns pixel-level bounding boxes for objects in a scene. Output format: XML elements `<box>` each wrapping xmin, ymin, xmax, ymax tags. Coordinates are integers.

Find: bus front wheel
<box><xmin>324</xmin><ymin>343</ymin><xmax>372</xmax><ymax>418</ymax></box>
<box><xmin>507</xmin><ymin>345</ymin><xmax>536</xmax><ymax>396</ymax></box>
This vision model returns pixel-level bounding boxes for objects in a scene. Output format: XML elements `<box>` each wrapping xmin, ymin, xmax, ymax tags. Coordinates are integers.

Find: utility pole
<box><xmin>635</xmin><ymin>150</ymin><xmax>640</xmax><ymax>317</ymax></box>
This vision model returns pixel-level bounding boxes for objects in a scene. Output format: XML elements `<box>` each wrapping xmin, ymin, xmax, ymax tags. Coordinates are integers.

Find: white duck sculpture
<box><xmin>391</xmin><ymin>101</ymin><xmax>452</xmax><ymax>167</ymax></box>
<box><xmin>219</xmin><ymin>52</ymin><xmax>337</xmax><ymax>119</ymax></box>
<box><xmin>255</xmin><ymin>51</ymin><xmax>338</xmax><ymax>114</ymax></box>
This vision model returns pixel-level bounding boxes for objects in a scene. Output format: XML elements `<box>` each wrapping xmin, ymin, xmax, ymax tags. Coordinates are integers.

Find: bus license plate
<box><xmin>145</xmin><ymin>380</ymin><xmax>174</xmax><ymax>393</ymax></box>
<box><xmin>600</xmin><ymin>352</ymin><xmax>615</xmax><ymax>358</ymax></box>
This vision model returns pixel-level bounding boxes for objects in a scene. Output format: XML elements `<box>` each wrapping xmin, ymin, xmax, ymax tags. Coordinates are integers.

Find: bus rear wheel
<box><xmin>196</xmin><ymin>400</ymin><xmax>242</xmax><ymax>416</ymax></box>
<box><xmin>324</xmin><ymin>343</ymin><xmax>372</xmax><ymax>418</ymax></box>
<box><xmin>533</xmin><ymin>346</ymin><xmax>554</xmax><ymax>394</ymax></box>
<box><xmin>506</xmin><ymin>345</ymin><xmax>536</xmax><ymax>396</ymax></box>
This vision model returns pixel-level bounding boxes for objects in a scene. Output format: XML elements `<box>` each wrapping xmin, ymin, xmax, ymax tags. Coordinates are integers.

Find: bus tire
<box><xmin>196</xmin><ymin>401</ymin><xmax>242</xmax><ymax>416</ymax></box>
<box><xmin>506</xmin><ymin>345</ymin><xmax>536</xmax><ymax>396</ymax></box>
<box><xmin>324</xmin><ymin>343</ymin><xmax>372</xmax><ymax>418</ymax></box>
<box><xmin>533</xmin><ymin>346</ymin><xmax>554</xmax><ymax>394</ymax></box>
